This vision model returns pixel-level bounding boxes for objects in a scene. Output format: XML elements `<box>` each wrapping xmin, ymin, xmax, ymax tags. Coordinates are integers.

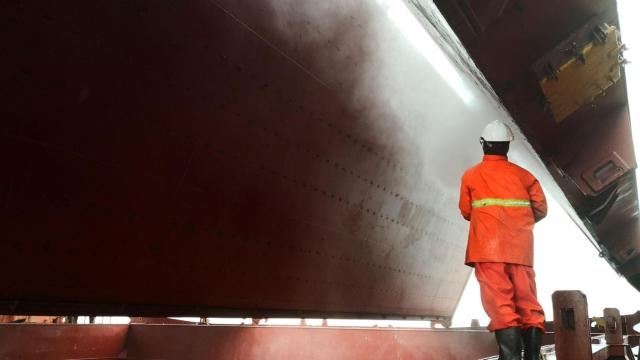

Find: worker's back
<box><xmin>458</xmin><ymin>155</ymin><xmax>547</xmax><ymax>267</ymax></box>
<box><xmin>460</xmin><ymin>121</ymin><xmax>548</xmax><ymax>356</ymax></box>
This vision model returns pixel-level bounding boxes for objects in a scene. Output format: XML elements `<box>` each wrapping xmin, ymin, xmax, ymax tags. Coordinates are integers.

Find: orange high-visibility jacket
<box><xmin>459</xmin><ymin>155</ymin><xmax>547</xmax><ymax>267</ymax></box>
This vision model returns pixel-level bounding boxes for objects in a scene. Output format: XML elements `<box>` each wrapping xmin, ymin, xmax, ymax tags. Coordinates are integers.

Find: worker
<box><xmin>458</xmin><ymin>120</ymin><xmax>547</xmax><ymax>360</ymax></box>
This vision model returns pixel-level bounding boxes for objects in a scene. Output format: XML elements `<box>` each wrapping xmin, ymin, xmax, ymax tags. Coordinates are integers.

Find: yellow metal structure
<box><xmin>540</xmin><ymin>25</ymin><xmax>625</xmax><ymax>122</ymax></box>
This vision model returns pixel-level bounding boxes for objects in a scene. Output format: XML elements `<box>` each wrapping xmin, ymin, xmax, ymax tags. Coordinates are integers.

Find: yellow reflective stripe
<box><xmin>472</xmin><ymin>198</ymin><xmax>531</xmax><ymax>208</ymax></box>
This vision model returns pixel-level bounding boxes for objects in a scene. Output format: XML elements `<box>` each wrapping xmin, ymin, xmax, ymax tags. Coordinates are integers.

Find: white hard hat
<box><xmin>481</xmin><ymin>120</ymin><xmax>514</xmax><ymax>142</ymax></box>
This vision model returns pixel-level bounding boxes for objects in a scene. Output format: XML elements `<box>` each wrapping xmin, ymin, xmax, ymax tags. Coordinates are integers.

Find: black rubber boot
<box><xmin>495</xmin><ymin>327</ymin><xmax>522</xmax><ymax>360</ymax></box>
<box><xmin>522</xmin><ymin>327</ymin><xmax>543</xmax><ymax>360</ymax></box>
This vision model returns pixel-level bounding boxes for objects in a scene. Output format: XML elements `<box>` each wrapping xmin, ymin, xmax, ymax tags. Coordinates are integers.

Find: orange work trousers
<box><xmin>474</xmin><ymin>262</ymin><xmax>545</xmax><ymax>332</ymax></box>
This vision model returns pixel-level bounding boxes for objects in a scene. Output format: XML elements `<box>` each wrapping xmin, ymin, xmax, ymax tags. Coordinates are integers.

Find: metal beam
<box><xmin>0</xmin><ymin>323</ymin><xmax>497</xmax><ymax>359</ymax></box>
<box><xmin>126</xmin><ymin>324</ymin><xmax>498</xmax><ymax>360</ymax></box>
<box><xmin>0</xmin><ymin>324</ymin><xmax>127</xmax><ymax>360</ymax></box>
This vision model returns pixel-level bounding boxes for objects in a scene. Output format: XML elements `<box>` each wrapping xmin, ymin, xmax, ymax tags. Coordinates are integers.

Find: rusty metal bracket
<box><xmin>552</xmin><ymin>291</ymin><xmax>592</xmax><ymax>360</ymax></box>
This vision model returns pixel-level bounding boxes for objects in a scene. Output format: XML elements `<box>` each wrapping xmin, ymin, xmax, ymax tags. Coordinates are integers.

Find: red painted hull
<box><xmin>2</xmin><ymin>0</ymin><xmax>633</xmax><ymax>320</ymax></box>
